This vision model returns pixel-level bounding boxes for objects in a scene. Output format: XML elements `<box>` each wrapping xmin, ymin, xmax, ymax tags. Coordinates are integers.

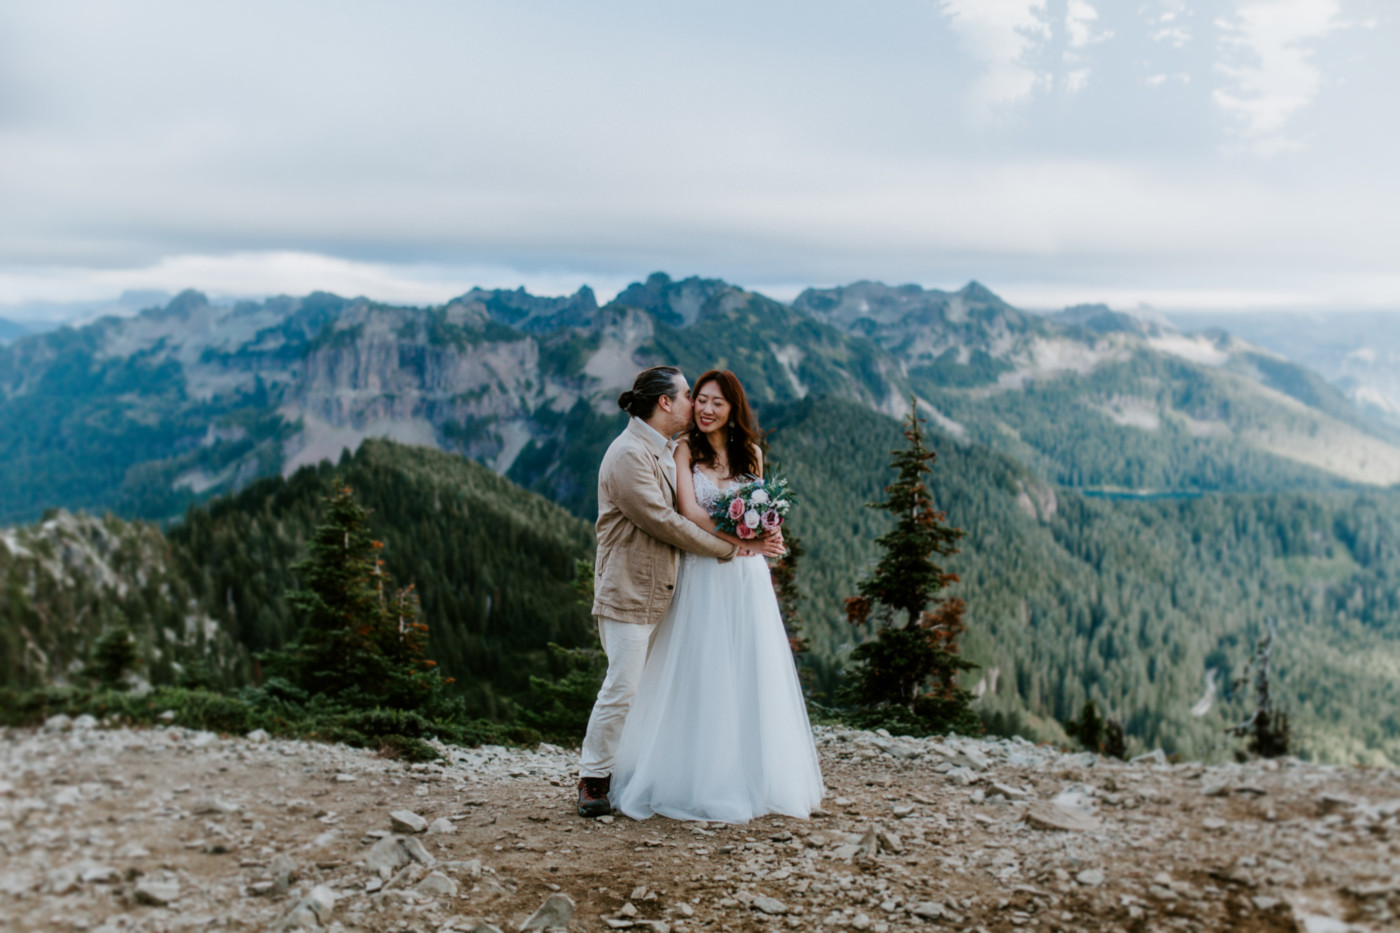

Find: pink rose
<box><xmin>762</xmin><ymin>510</ymin><xmax>781</xmax><ymax>530</ymax></box>
<box><xmin>727</xmin><ymin>498</ymin><xmax>746</xmax><ymax>520</ymax></box>
<box><xmin>737</xmin><ymin>522</ymin><xmax>755</xmax><ymax>540</ymax></box>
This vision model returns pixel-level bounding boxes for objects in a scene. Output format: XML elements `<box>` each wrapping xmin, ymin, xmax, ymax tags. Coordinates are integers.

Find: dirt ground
<box><xmin>2</xmin><ymin>721</ymin><xmax>1398</xmax><ymax>933</ymax></box>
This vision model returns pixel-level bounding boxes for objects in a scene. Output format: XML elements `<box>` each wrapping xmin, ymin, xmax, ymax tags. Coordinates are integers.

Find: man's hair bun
<box><xmin>617</xmin><ymin>390</ymin><xmax>635</xmax><ymax>412</ymax></box>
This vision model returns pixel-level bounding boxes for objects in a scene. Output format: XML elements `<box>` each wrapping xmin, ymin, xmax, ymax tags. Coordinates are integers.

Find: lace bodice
<box><xmin>691</xmin><ymin>467</ymin><xmax>757</xmax><ymax>512</ymax></box>
<box><xmin>691</xmin><ymin>467</ymin><xmax>727</xmax><ymax>514</ymax></box>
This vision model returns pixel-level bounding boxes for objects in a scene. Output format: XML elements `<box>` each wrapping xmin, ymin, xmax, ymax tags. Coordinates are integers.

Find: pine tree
<box><xmin>264</xmin><ymin>485</ymin><xmax>443</xmax><ymax>711</ymax></box>
<box><xmin>838</xmin><ymin>400</ymin><xmax>981</xmax><ymax>736</ymax></box>
<box><xmin>85</xmin><ymin>623</ymin><xmax>141</xmax><ymax>690</ymax></box>
<box><xmin>1065</xmin><ymin>699</ymin><xmax>1125</xmax><ymax>758</ymax></box>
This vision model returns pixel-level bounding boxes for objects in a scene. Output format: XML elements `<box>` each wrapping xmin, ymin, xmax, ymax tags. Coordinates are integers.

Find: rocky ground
<box><xmin>3</xmin><ymin>718</ymin><xmax>1398</xmax><ymax>933</ymax></box>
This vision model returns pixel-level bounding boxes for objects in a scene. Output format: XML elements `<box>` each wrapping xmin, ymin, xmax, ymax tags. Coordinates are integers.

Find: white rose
<box><xmin>775</xmin><ymin>499</ymin><xmax>789</xmax><ymax>510</ymax></box>
<box><xmin>751</xmin><ymin>489</ymin><xmax>770</xmax><ymax>505</ymax></box>
<box><xmin>744</xmin><ymin>509</ymin><xmax>761</xmax><ymax>528</ymax></box>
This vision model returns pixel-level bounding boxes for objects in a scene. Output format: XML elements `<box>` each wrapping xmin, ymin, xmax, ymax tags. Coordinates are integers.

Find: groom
<box><xmin>577</xmin><ymin>365</ymin><xmax>748</xmax><ymax>818</ymax></box>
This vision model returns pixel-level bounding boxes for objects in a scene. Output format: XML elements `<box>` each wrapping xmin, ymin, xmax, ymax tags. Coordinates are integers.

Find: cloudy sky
<box><xmin>1</xmin><ymin>0</ymin><xmax>1395</xmax><ymax>317</ymax></box>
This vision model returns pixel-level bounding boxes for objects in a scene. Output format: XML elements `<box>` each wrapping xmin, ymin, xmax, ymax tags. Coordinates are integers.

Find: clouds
<box><xmin>937</xmin><ymin>0</ymin><xmax>1050</xmax><ymax>112</ymax></box>
<box><xmin>1214</xmin><ymin>0</ymin><xmax>1346</xmax><ymax>153</ymax></box>
<box><xmin>0</xmin><ymin>1</ymin><xmax>1395</xmax><ymax>316</ymax></box>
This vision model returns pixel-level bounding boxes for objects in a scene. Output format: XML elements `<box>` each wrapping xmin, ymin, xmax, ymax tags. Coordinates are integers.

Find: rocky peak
<box><xmin>609</xmin><ymin>272</ymin><xmax>739</xmax><ymax>327</ymax></box>
<box><xmin>1054</xmin><ymin>304</ymin><xmax>1176</xmax><ymax>339</ymax></box>
<box><xmin>793</xmin><ymin>280</ymin><xmax>1032</xmax><ymax>333</ymax></box>
<box><xmin>459</xmin><ymin>285</ymin><xmax>599</xmax><ymax>334</ymax></box>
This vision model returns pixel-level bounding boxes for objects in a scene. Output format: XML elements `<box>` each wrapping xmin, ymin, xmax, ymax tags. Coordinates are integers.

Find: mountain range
<box><xmin>0</xmin><ymin>318</ymin><xmax>32</xmax><ymax>344</ymax></box>
<box><xmin>1167</xmin><ymin>310</ymin><xmax>1400</xmax><ymax>432</ymax></box>
<box><xmin>2</xmin><ymin>273</ymin><xmax>1399</xmax><ymax>764</ymax></box>
<box><xmin>2</xmin><ymin>273</ymin><xmax>1398</xmax><ymax>527</ymax></box>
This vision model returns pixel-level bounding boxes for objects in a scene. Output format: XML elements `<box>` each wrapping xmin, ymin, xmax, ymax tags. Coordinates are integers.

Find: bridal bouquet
<box><xmin>710</xmin><ymin>476</ymin><xmax>795</xmax><ymax>540</ymax></box>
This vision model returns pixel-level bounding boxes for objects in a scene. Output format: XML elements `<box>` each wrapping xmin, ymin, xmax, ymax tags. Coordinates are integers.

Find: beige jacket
<box><xmin>592</xmin><ymin>417</ymin><xmax>737</xmax><ymax>624</ymax></box>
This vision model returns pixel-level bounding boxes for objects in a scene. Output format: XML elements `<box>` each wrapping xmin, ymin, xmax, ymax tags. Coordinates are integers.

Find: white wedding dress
<box><xmin>609</xmin><ymin>468</ymin><xmax>825</xmax><ymax>823</ymax></box>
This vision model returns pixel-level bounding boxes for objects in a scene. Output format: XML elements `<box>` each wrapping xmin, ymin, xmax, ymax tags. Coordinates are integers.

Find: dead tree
<box><xmin>1228</xmin><ymin>618</ymin><xmax>1291</xmax><ymax>759</ymax></box>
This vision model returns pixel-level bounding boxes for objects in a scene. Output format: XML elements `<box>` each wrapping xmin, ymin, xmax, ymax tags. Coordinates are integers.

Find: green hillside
<box><xmin>165</xmin><ymin>439</ymin><xmax>595</xmax><ymax>719</ymax></box>
<box><xmin>5</xmin><ymin>415</ymin><xmax>1398</xmax><ymax>765</ymax></box>
<box><xmin>1</xmin><ymin>440</ymin><xmax>596</xmax><ymax>722</ymax></box>
<box><xmin>767</xmin><ymin>398</ymin><xmax>1400</xmax><ymax>765</ymax></box>
<box><xmin>1</xmin><ymin>510</ymin><xmax>250</xmax><ymax>692</ymax></box>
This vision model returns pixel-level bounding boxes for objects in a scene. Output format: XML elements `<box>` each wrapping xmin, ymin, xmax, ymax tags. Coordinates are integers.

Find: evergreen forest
<box><xmin>765</xmin><ymin>399</ymin><xmax>1400</xmax><ymax>765</ymax></box>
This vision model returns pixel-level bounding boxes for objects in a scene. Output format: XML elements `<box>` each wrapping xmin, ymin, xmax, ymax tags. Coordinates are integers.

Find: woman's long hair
<box><xmin>687</xmin><ymin>369</ymin><xmax>763</xmax><ymax>479</ymax></box>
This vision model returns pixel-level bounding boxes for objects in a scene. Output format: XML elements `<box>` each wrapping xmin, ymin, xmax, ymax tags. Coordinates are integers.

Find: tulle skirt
<box><xmin>610</xmin><ymin>553</ymin><xmax>825</xmax><ymax>823</ymax></box>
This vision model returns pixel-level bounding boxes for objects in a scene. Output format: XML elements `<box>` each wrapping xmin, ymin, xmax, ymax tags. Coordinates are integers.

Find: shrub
<box><xmin>374</xmin><ymin>734</ymin><xmax>440</xmax><ymax>762</ymax></box>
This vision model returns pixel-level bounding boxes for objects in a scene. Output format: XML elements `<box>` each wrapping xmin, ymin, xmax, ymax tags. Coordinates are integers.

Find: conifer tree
<box><xmin>266</xmin><ymin>486</ymin><xmax>442</xmax><ymax>710</ymax></box>
<box><xmin>839</xmin><ymin>400</ymin><xmax>980</xmax><ymax>735</ymax></box>
<box><xmin>85</xmin><ymin>623</ymin><xmax>141</xmax><ymax>690</ymax></box>
<box><xmin>1064</xmin><ymin>699</ymin><xmax>1125</xmax><ymax>758</ymax></box>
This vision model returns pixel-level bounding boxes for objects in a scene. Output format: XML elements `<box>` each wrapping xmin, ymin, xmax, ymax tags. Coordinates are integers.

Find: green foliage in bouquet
<box><xmin>837</xmin><ymin>400</ymin><xmax>981</xmax><ymax>737</ymax></box>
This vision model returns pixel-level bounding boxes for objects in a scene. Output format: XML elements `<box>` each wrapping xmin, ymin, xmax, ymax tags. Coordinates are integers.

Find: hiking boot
<box><xmin>577</xmin><ymin>775</ymin><xmax>612</xmax><ymax>818</ymax></box>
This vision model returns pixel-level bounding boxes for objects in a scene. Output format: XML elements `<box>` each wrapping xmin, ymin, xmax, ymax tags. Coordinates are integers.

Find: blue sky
<box><xmin>0</xmin><ymin>0</ymin><xmax>1395</xmax><ymax>316</ymax></box>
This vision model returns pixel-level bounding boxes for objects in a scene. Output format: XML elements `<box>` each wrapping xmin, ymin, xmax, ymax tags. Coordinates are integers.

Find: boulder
<box><xmin>134</xmin><ymin>879</ymin><xmax>180</xmax><ymax>906</ymax></box>
<box><xmin>400</xmin><ymin>835</ymin><xmax>436</xmax><ymax>866</ymax></box>
<box><xmin>79</xmin><ymin>866</ymin><xmax>120</xmax><ymax>884</ymax></box>
<box><xmin>910</xmin><ymin>902</ymin><xmax>947</xmax><ymax>920</ymax></box>
<box><xmin>428</xmin><ymin>817</ymin><xmax>456</xmax><ymax>834</ymax></box>
<box><xmin>751</xmin><ymin>896</ymin><xmax>787</xmax><ymax>915</ymax></box>
<box><xmin>273</xmin><ymin>884</ymin><xmax>337</xmax><ymax>931</ymax></box>
<box><xmin>389</xmin><ymin>810</ymin><xmax>428</xmax><ymax>833</ymax></box>
<box><xmin>416</xmin><ymin>871</ymin><xmax>459</xmax><ymax>897</ymax></box>
<box><xmin>366</xmin><ymin>837</ymin><xmax>409</xmax><ymax>878</ymax></box>
<box><xmin>876</xmin><ymin>829</ymin><xmax>904</xmax><ymax>854</ymax></box>
<box><xmin>1026</xmin><ymin>801</ymin><xmax>1101</xmax><ymax>832</ymax></box>
<box><xmin>270</xmin><ymin>854</ymin><xmax>297</xmax><ymax>895</ymax></box>
<box><xmin>520</xmin><ymin>892</ymin><xmax>576</xmax><ymax>930</ymax></box>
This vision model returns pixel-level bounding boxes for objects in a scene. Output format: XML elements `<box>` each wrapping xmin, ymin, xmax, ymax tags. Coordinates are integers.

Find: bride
<box><xmin>609</xmin><ymin>369</ymin><xmax>825</xmax><ymax>823</ymax></box>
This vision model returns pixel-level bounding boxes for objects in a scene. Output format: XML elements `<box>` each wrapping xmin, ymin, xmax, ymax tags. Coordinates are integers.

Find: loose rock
<box><xmin>520</xmin><ymin>892</ymin><xmax>576</xmax><ymax>930</ymax></box>
<box><xmin>1026</xmin><ymin>801</ymin><xmax>1102</xmax><ymax>832</ymax></box>
<box><xmin>133</xmin><ymin>879</ymin><xmax>180</xmax><ymax>906</ymax></box>
<box><xmin>752</xmin><ymin>896</ymin><xmax>787</xmax><ymax>915</ymax></box>
<box><xmin>416</xmin><ymin>870</ymin><xmax>459</xmax><ymax>897</ymax></box>
<box><xmin>389</xmin><ymin>809</ymin><xmax>428</xmax><ymax>833</ymax></box>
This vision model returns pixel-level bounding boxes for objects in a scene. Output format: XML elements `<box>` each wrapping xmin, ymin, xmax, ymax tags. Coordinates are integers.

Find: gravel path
<box><xmin>3</xmin><ymin>718</ymin><xmax>1398</xmax><ymax>932</ymax></box>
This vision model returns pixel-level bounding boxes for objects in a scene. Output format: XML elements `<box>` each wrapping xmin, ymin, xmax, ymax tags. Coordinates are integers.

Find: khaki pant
<box><xmin>578</xmin><ymin>618</ymin><xmax>660</xmax><ymax>778</ymax></box>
